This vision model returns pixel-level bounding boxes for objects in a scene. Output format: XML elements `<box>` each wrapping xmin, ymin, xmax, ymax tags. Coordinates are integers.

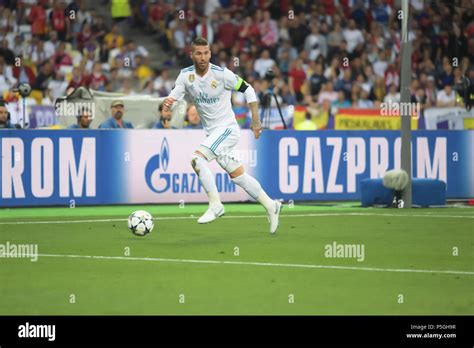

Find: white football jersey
<box><xmin>169</xmin><ymin>64</ymin><xmax>245</xmax><ymax>134</ymax></box>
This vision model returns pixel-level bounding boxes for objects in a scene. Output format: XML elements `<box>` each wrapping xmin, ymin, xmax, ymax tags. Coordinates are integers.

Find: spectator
<box><xmin>334</xmin><ymin>68</ymin><xmax>353</xmax><ymax>98</ymax></box>
<box><xmin>125</xmin><ymin>40</ymin><xmax>149</xmax><ymax>69</ymax></box>
<box><xmin>107</xmin><ymin>68</ymin><xmax>122</xmax><ymax>92</ymax></box>
<box><xmin>343</xmin><ymin>19</ymin><xmax>364</xmax><ymax>55</ymax></box>
<box><xmin>331</xmin><ymin>91</ymin><xmax>352</xmax><ymax>113</ymax></box>
<box><xmin>0</xmin><ymin>58</ymin><xmax>17</xmax><ymax>91</ymax></box>
<box><xmin>239</xmin><ymin>16</ymin><xmax>260</xmax><ymax>50</ymax></box>
<box><xmin>295</xmin><ymin>112</ymin><xmax>317</xmax><ymax>131</ymax></box>
<box><xmin>372</xmin><ymin>0</ymin><xmax>392</xmax><ymax>28</ymax></box>
<box><xmin>385</xmin><ymin>63</ymin><xmax>400</xmax><ymax>89</ymax></box>
<box><xmin>304</xmin><ymin>23</ymin><xmax>327</xmax><ymax>61</ymax></box>
<box><xmin>28</xmin><ymin>1</ymin><xmax>48</xmax><ymax>38</ymax></box>
<box><xmin>28</xmin><ymin>37</ymin><xmax>49</xmax><ymax>66</ymax></box>
<box><xmin>357</xmin><ymin>89</ymin><xmax>374</xmax><ymax>108</ymax></box>
<box><xmin>0</xmin><ymin>7</ymin><xmax>16</xmax><ymax>36</ymax></box>
<box><xmin>111</xmin><ymin>0</ymin><xmax>131</xmax><ymax>22</ymax></box>
<box><xmin>317</xmin><ymin>81</ymin><xmax>338</xmax><ymax>105</ymax></box>
<box><xmin>44</xmin><ymin>31</ymin><xmax>59</xmax><ymax>58</ymax></box>
<box><xmin>32</xmin><ymin>61</ymin><xmax>54</xmax><ymax>93</ymax></box>
<box><xmin>195</xmin><ymin>16</ymin><xmax>214</xmax><ymax>44</ymax></box>
<box><xmin>82</xmin><ymin>62</ymin><xmax>108</xmax><ymax>91</ymax></box>
<box><xmin>77</xmin><ymin>23</ymin><xmax>94</xmax><ymax>52</ymax></box>
<box><xmin>104</xmin><ymin>24</ymin><xmax>125</xmax><ymax>50</ymax></box>
<box><xmin>91</xmin><ymin>15</ymin><xmax>108</xmax><ymax>44</ymax></box>
<box><xmin>99</xmin><ymin>100</ymin><xmax>134</xmax><ymax>129</ymax></box>
<box><xmin>216</xmin><ymin>13</ymin><xmax>238</xmax><ymax>51</ymax></box>
<box><xmin>0</xmin><ymin>39</ymin><xmax>14</xmax><ymax>65</ymax></box>
<box><xmin>308</xmin><ymin>62</ymin><xmax>327</xmax><ymax>96</ymax></box>
<box><xmin>383</xmin><ymin>84</ymin><xmax>401</xmax><ymax>103</ymax></box>
<box><xmin>279</xmin><ymin>82</ymin><xmax>297</xmax><ymax>106</ymax></box>
<box><xmin>67</xmin><ymin>67</ymin><xmax>84</xmax><ymax>90</ymax></box>
<box><xmin>411</xmin><ymin>87</ymin><xmax>427</xmax><ymax>114</ymax></box>
<box><xmin>436</xmin><ymin>83</ymin><xmax>456</xmax><ymax>107</ymax></box>
<box><xmin>254</xmin><ymin>49</ymin><xmax>275</xmax><ymax>79</ymax></box>
<box><xmin>258</xmin><ymin>10</ymin><xmax>279</xmax><ymax>52</ymax></box>
<box><xmin>288</xmin><ymin>58</ymin><xmax>306</xmax><ymax>102</ymax></box>
<box><xmin>12</xmin><ymin>56</ymin><xmax>36</xmax><ymax>85</ymax></box>
<box><xmin>51</xmin><ymin>42</ymin><xmax>73</xmax><ymax>71</ymax></box>
<box><xmin>185</xmin><ymin>105</ymin><xmax>203</xmax><ymax>129</ymax></box>
<box><xmin>50</xmin><ymin>1</ymin><xmax>67</xmax><ymax>41</ymax></box>
<box><xmin>327</xmin><ymin>23</ymin><xmax>344</xmax><ymax>59</ymax></box>
<box><xmin>134</xmin><ymin>55</ymin><xmax>153</xmax><ymax>83</ymax></box>
<box><xmin>153</xmin><ymin>101</ymin><xmax>172</xmax><ymax>129</ymax></box>
<box><xmin>288</xmin><ymin>13</ymin><xmax>309</xmax><ymax>51</ymax></box>
<box><xmin>424</xmin><ymin>75</ymin><xmax>437</xmax><ymax>107</ymax></box>
<box><xmin>277</xmin><ymin>49</ymin><xmax>291</xmax><ymax>77</ymax></box>
<box><xmin>153</xmin><ymin>68</ymin><xmax>174</xmax><ymax>97</ymax></box>
<box><xmin>69</xmin><ymin>108</ymin><xmax>93</xmax><ymax>129</ymax></box>
<box><xmin>0</xmin><ymin>100</ymin><xmax>13</xmax><ymax>129</ymax></box>
<box><xmin>148</xmin><ymin>0</ymin><xmax>168</xmax><ymax>34</ymax></box>
<box><xmin>12</xmin><ymin>34</ymin><xmax>28</xmax><ymax>58</ymax></box>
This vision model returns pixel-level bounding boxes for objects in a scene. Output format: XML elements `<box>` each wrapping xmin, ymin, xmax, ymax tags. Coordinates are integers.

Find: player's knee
<box><xmin>191</xmin><ymin>152</ymin><xmax>207</xmax><ymax>173</ymax></box>
<box><xmin>229</xmin><ymin>166</ymin><xmax>245</xmax><ymax>178</ymax></box>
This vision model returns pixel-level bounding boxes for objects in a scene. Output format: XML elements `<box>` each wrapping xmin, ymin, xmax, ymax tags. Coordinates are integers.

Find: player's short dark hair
<box><xmin>192</xmin><ymin>37</ymin><xmax>209</xmax><ymax>50</ymax></box>
<box><xmin>158</xmin><ymin>102</ymin><xmax>164</xmax><ymax>112</ymax></box>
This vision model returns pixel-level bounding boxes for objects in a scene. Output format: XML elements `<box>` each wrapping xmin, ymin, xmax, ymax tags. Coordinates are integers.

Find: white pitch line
<box><xmin>37</xmin><ymin>253</ymin><xmax>474</xmax><ymax>276</ymax></box>
<box><xmin>0</xmin><ymin>212</ymin><xmax>473</xmax><ymax>225</ymax></box>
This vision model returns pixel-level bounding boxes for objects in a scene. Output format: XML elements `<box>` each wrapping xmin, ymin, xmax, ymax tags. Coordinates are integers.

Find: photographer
<box><xmin>0</xmin><ymin>101</ymin><xmax>13</xmax><ymax>129</ymax></box>
<box><xmin>69</xmin><ymin>108</ymin><xmax>93</xmax><ymax>129</ymax></box>
<box><xmin>153</xmin><ymin>101</ymin><xmax>172</xmax><ymax>129</ymax></box>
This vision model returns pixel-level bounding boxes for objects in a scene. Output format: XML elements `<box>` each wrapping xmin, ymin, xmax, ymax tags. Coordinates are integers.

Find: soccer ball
<box><xmin>128</xmin><ymin>210</ymin><xmax>154</xmax><ymax>236</ymax></box>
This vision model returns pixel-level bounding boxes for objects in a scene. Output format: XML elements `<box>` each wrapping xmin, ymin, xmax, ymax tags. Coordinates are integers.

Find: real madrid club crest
<box><xmin>211</xmin><ymin>80</ymin><xmax>217</xmax><ymax>89</ymax></box>
<box><xmin>189</xmin><ymin>74</ymin><xmax>195</xmax><ymax>83</ymax></box>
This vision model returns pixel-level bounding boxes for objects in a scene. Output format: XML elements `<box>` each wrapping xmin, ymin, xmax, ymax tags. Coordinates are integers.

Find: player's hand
<box><xmin>251</xmin><ymin>120</ymin><xmax>263</xmax><ymax>139</ymax></box>
<box><xmin>163</xmin><ymin>97</ymin><xmax>176</xmax><ymax>111</ymax></box>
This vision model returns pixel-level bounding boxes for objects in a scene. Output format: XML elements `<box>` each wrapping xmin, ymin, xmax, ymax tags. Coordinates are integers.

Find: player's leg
<box><xmin>190</xmin><ymin>129</ymin><xmax>233</xmax><ymax>224</ymax></box>
<box><xmin>191</xmin><ymin>150</ymin><xmax>221</xmax><ymax>206</ymax></box>
<box><xmin>216</xmin><ymin>146</ymin><xmax>281</xmax><ymax>234</ymax></box>
<box><xmin>228</xmin><ymin>165</ymin><xmax>281</xmax><ymax>234</ymax></box>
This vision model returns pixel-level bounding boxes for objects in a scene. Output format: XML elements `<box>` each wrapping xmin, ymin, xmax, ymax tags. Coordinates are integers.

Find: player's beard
<box><xmin>195</xmin><ymin>61</ymin><xmax>209</xmax><ymax>74</ymax></box>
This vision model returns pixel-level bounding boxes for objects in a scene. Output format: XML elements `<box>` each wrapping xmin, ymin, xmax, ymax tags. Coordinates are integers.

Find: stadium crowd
<box><xmin>0</xmin><ymin>0</ymin><xmax>472</xmax><ymax>129</ymax></box>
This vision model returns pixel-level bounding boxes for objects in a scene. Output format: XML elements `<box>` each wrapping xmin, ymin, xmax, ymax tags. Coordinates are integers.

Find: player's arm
<box><xmin>224</xmin><ymin>69</ymin><xmax>263</xmax><ymax>139</ymax></box>
<box><xmin>163</xmin><ymin>71</ymin><xmax>186</xmax><ymax>111</ymax></box>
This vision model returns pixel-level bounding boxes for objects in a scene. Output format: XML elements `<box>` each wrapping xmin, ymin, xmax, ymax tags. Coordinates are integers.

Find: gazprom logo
<box><xmin>145</xmin><ymin>138</ymin><xmax>171</xmax><ymax>193</ymax></box>
<box><xmin>161</xmin><ymin>138</ymin><xmax>169</xmax><ymax>171</ymax></box>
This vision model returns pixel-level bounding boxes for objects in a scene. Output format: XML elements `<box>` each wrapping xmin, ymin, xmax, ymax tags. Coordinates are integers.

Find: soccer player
<box><xmin>163</xmin><ymin>37</ymin><xmax>281</xmax><ymax>233</ymax></box>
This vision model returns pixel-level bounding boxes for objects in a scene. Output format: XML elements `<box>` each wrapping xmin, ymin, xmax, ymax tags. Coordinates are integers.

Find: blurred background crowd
<box><xmin>0</xmin><ymin>0</ymin><xmax>472</xmax><ymax>129</ymax></box>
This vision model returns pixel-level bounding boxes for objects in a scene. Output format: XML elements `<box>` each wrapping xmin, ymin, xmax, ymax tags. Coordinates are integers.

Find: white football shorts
<box><xmin>197</xmin><ymin>126</ymin><xmax>242</xmax><ymax>173</ymax></box>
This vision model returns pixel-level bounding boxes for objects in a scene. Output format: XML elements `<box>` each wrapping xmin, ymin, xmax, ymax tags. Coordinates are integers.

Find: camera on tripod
<box><xmin>14</xmin><ymin>83</ymin><xmax>32</xmax><ymax>98</ymax></box>
<box><xmin>264</xmin><ymin>69</ymin><xmax>276</xmax><ymax>84</ymax></box>
<box><xmin>454</xmin><ymin>75</ymin><xmax>473</xmax><ymax>111</ymax></box>
<box><xmin>260</xmin><ymin>69</ymin><xmax>286</xmax><ymax>129</ymax></box>
<box><xmin>11</xmin><ymin>83</ymin><xmax>32</xmax><ymax>128</ymax></box>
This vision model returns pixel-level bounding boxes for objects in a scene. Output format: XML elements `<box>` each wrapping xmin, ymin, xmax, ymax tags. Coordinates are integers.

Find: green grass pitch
<box><xmin>0</xmin><ymin>203</ymin><xmax>473</xmax><ymax>315</ymax></box>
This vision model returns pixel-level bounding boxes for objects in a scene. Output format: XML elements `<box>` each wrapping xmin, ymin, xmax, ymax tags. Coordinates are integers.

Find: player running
<box><xmin>163</xmin><ymin>37</ymin><xmax>281</xmax><ymax>234</ymax></box>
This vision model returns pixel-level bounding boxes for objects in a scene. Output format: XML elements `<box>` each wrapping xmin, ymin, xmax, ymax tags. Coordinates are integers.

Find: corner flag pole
<box><xmin>400</xmin><ymin>0</ymin><xmax>412</xmax><ymax>208</ymax></box>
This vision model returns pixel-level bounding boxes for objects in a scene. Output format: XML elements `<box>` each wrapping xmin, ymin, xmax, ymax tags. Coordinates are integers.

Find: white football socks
<box><xmin>232</xmin><ymin>173</ymin><xmax>274</xmax><ymax>211</ymax></box>
<box><xmin>192</xmin><ymin>156</ymin><xmax>221</xmax><ymax>205</ymax></box>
